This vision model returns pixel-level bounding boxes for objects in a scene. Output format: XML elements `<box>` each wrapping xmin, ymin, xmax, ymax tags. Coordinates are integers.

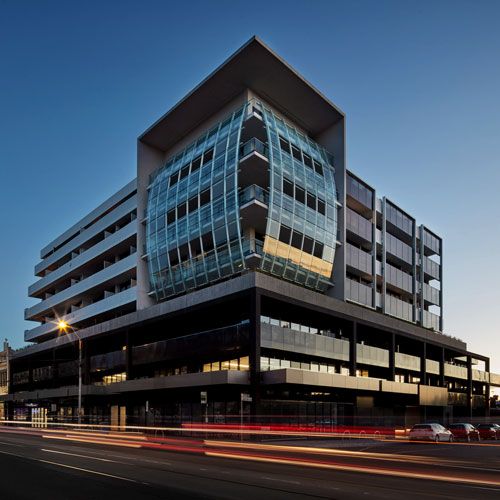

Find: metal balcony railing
<box><xmin>239</xmin><ymin>185</ymin><xmax>269</xmax><ymax>206</ymax></box>
<box><xmin>240</xmin><ymin>138</ymin><xmax>269</xmax><ymax>159</ymax></box>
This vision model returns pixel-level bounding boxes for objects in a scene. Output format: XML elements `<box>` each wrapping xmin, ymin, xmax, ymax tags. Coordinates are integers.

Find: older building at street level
<box><xmin>2</xmin><ymin>37</ymin><xmax>499</xmax><ymax>426</ymax></box>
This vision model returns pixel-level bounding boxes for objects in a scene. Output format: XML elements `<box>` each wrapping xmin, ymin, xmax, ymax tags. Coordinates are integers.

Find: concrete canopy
<box><xmin>139</xmin><ymin>36</ymin><xmax>344</xmax><ymax>151</ymax></box>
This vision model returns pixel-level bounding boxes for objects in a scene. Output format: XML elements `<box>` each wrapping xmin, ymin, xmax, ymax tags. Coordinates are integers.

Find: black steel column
<box><xmin>439</xmin><ymin>347</ymin><xmax>445</xmax><ymax>387</ymax></box>
<box><xmin>125</xmin><ymin>329</ymin><xmax>132</xmax><ymax>379</ymax></box>
<box><xmin>485</xmin><ymin>358</ymin><xmax>491</xmax><ymax>417</ymax></box>
<box><xmin>466</xmin><ymin>354</ymin><xmax>473</xmax><ymax>418</ymax></box>
<box><xmin>249</xmin><ymin>290</ymin><xmax>261</xmax><ymax>419</ymax></box>
<box><xmin>349</xmin><ymin>321</ymin><xmax>357</xmax><ymax>376</ymax></box>
<box><xmin>420</xmin><ymin>343</ymin><xmax>427</xmax><ymax>386</ymax></box>
<box><xmin>389</xmin><ymin>332</ymin><xmax>396</xmax><ymax>381</ymax></box>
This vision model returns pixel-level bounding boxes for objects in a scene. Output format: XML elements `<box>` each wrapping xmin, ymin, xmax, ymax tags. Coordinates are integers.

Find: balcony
<box><xmin>472</xmin><ymin>369</ymin><xmax>489</xmax><ymax>383</ymax></box>
<box><xmin>385</xmin><ymin>294</ymin><xmax>413</xmax><ymax>322</ymax></box>
<box><xmin>422</xmin><ymin>310</ymin><xmax>440</xmax><ymax>331</ymax></box>
<box><xmin>35</xmin><ymin>195</ymin><xmax>137</xmax><ymax>277</ymax></box>
<box><xmin>25</xmin><ymin>253</ymin><xmax>137</xmax><ymax>321</ymax></box>
<box><xmin>385</xmin><ymin>232</ymin><xmax>413</xmax><ymax>268</ymax></box>
<box><xmin>25</xmin><ymin>286</ymin><xmax>136</xmax><ymax>342</ymax></box>
<box><xmin>395</xmin><ymin>352</ymin><xmax>421</xmax><ymax>372</ymax></box>
<box><xmin>444</xmin><ymin>362</ymin><xmax>468</xmax><ymax>380</ymax></box>
<box><xmin>346</xmin><ymin>207</ymin><xmax>372</xmax><ymax>245</ymax></box>
<box><xmin>423</xmin><ymin>256</ymin><xmax>440</xmax><ymax>281</ymax></box>
<box><xmin>242</xmin><ymin>238</ymin><xmax>264</xmax><ymax>268</ymax></box>
<box><xmin>423</xmin><ymin>283</ymin><xmax>440</xmax><ymax>306</ymax></box>
<box><xmin>238</xmin><ymin>138</ymin><xmax>269</xmax><ymax>187</ymax></box>
<box><xmin>356</xmin><ymin>343</ymin><xmax>389</xmax><ymax>368</ymax></box>
<box><xmin>346</xmin><ymin>243</ymin><xmax>372</xmax><ymax>277</ymax></box>
<box><xmin>425</xmin><ymin>359</ymin><xmax>440</xmax><ymax>375</ymax></box>
<box><xmin>29</xmin><ymin>221</ymin><xmax>137</xmax><ymax>298</ymax></box>
<box><xmin>261</xmin><ymin>322</ymin><xmax>350</xmax><ymax>362</ymax></box>
<box><xmin>345</xmin><ymin>278</ymin><xmax>373</xmax><ymax>307</ymax></box>
<box><xmin>385</xmin><ymin>262</ymin><xmax>413</xmax><ymax>295</ymax></box>
<box><xmin>239</xmin><ymin>185</ymin><xmax>269</xmax><ymax>235</ymax></box>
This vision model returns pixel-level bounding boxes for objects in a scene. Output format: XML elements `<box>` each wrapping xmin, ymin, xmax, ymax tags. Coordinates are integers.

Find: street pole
<box><xmin>78</xmin><ymin>338</ymin><xmax>82</xmax><ymax>426</ymax></box>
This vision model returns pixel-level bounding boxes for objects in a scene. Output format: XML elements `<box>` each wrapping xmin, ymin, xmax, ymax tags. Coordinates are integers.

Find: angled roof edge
<box><xmin>139</xmin><ymin>36</ymin><xmax>344</xmax><ymax>151</ymax></box>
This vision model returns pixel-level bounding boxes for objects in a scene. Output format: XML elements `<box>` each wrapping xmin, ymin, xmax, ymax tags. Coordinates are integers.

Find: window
<box><xmin>303</xmin><ymin>236</ymin><xmax>314</xmax><ymax>254</ymax></box>
<box><xmin>203</xmin><ymin>148</ymin><xmax>214</xmax><ymax>163</ymax></box>
<box><xmin>177</xmin><ymin>202</ymin><xmax>187</xmax><ymax>219</ymax></box>
<box><xmin>169</xmin><ymin>172</ymin><xmax>179</xmax><ymax>187</ymax></box>
<box><xmin>279</xmin><ymin>137</ymin><xmax>290</xmax><ymax>153</ymax></box>
<box><xmin>191</xmin><ymin>156</ymin><xmax>202</xmax><ymax>172</ymax></box>
<box><xmin>306</xmin><ymin>193</ymin><xmax>316</xmax><ymax>210</ymax></box>
<box><xmin>291</xmin><ymin>230</ymin><xmax>303</xmax><ymax>249</ymax></box>
<box><xmin>317</xmin><ymin>199</ymin><xmax>326</xmax><ymax>215</ymax></box>
<box><xmin>179</xmin><ymin>165</ymin><xmax>190</xmax><ymax>180</ymax></box>
<box><xmin>283</xmin><ymin>178</ymin><xmax>294</xmax><ymax>198</ymax></box>
<box><xmin>279</xmin><ymin>225</ymin><xmax>292</xmax><ymax>244</ymax></box>
<box><xmin>188</xmin><ymin>196</ymin><xmax>198</xmax><ymax>213</ymax></box>
<box><xmin>169</xmin><ymin>249</ymin><xmax>179</xmax><ymax>266</ymax></box>
<box><xmin>167</xmin><ymin>209</ymin><xmax>176</xmax><ymax>225</ymax></box>
<box><xmin>200</xmin><ymin>189</ymin><xmax>211</xmax><ymax>206</ymax></box>
<box><xmin>291</xmin><ymin>145</ymin><xmax>301</xmax><ymax>161</ymax></box>
<box><xmin>303</xmin><ymin>153</ymin><xmax>312</xmax><ymax>169</ymax></box>
<box><xmin>313</xmin><ymin>160</ymin><xmax>323</xmax><ymax>176</ymax></box>
<box><xmin>313</xmin><ymin>241</ymin><xmax>324</xmax><ymax>259</ymax></box>
<box><xmin>295</xmin><ymin>186</ymin><xmax>305</xmax><ymax>204</ymax></box>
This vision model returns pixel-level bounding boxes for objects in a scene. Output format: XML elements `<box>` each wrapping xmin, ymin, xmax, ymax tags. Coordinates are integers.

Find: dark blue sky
<box><xmin>1</xmin><ymin>0</ymin><xmax>499</xmax><ymax>372</ymax></box>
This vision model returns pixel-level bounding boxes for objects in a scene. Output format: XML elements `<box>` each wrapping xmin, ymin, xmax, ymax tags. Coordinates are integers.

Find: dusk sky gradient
<box><xmin>1</xmin><ymin>0</ymin><xmax>499</xmax><ymax>373</ymax></box>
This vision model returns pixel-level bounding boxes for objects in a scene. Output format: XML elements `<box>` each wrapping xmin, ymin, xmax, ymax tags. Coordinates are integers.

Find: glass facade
<box><xmin>146</xmin><ymin>107</ymin><xmax>246</xmax><ymax>300</ymax></box>
<box><xmin>146</xmin><ymin>100</ymin><xmax>338</xmax><ymax>300</ymax></box>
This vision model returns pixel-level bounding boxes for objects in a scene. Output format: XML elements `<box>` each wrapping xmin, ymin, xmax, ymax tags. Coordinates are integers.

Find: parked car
<box><xmin>447</xmin><ymin>423</ymin><xmax>481</xmax><ymax>442</ymax></box>
<box><xmin>476</xmin><ymin>423</ymin><xmax>500</xmax><ymax>440</ymax></box>
<box><xmin>408</xmin><ymin>423</ymin><xmax>453</xmax><ymax>442</ymax></box>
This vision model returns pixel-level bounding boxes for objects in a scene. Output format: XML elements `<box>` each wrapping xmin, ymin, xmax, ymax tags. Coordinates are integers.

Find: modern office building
<box><xmin>2</xmin><ymin>37</ymin><xmax>498</xmax><ymax>426</ymax></box>
<box><xmin>0</xmin><ymin>341</ymin><xmax>11</xmax><ymax>420</ymax></box>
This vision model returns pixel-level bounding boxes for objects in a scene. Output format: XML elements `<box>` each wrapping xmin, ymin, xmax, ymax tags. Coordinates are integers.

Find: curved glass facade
<box><xmin>146</xmin><ymin>99</ymin><xmax>338</xmax><ymax>301</ymax></box>
<box><xmin>260</xmin><ymin>104</ymin><xmax>338</xmax><ymax>292</ymax></box>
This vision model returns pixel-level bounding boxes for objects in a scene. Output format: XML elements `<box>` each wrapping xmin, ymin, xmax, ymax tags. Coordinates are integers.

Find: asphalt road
<box><xmin>0</xmin><ymin>429</ymin><xmax>499</xmax><ymax>500</ymax></box>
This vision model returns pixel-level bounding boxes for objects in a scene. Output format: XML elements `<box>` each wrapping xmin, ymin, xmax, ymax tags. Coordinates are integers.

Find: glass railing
<box><xmin>444</xmin><ymin>362</ymin><xmax>468</xmax><ymax>380</ymax></box>
<box><xmin>423</xmin><ymin>283</ymin><xmax>440</xmax><ymax>305</ymax></box>
<box><xmin>386</xmin><ymin>294</ymin><xmax>413</xmax><ymax>322</ymax></box>
<box><xmin>239</xmin><ymin>184</ymin><xmax>269</xmax><ymax>205</ymax></box>
<box><xmin>261</xmin><ymin>322</ymin><xmax>350</xmax><ymax>362</ymax></box>
<box><xmin>472</xmin><ymin>369</ymin><xmax>489</xmax><ymax>383</ymax></box>
<box><xmin>385</xmin><ymin>232</ymin><xmax>413</xmax><ymax>265</ymax></box>
<box><xmin>346</xmin><ymin>243</ymin><xmax>372</xmax><ymax>275</ymax></box>
<box><xmin>425</xmin><ymin>359</ymin><xmax>440</xmax><ymax>375</ymax></box>
<box><xmin>385</xmin><ymin>262</ymin><xmax>413</xmax><ymax>294</ymax></box>
<box><xmin>356</xmin><ymin>343</ymin><xmax>389</xmax><ymax>368</ymax></box>
<box><xmin>395</xmin><ymin>352</ymin><xmax>421</xmax><ymax>372</ymax></box>
<box><xmin>240</xmin><ymin>138</ymin><xmax>269</xmax><ymax>159</ymax></box>
<box><xmin>423</xmin><ymin>256</ymin><xmax>440</xmax><ymax>280</ymax></box>
<box><xmin>346</xmin><ymin>207</ymin><xmax>372</xmax><ymax>242</ymax></box>
<box><xmin>245</xmin><ymin>98</ymin><xmax>264</xmax><ymax>120</ymax></box>
<box><xmin>242</xmin><ymin>238</ymin><xmax>264</xmax><ymax>257</ymax></box>
<box><xmin>345</xmin><ymin>278</ymin><xmax>373</xmax><ymax>307</ymax></box>
<box><xmin>423</xmin><ymin>310</ymin><xmax>440</xmax><ymax>331</ymax></box>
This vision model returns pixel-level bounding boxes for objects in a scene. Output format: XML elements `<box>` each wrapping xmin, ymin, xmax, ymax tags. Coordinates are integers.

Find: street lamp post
<box><xmin>58</xmin><ymin>321</ymin><xmax>82</xmax><ymax>425</ymax></box>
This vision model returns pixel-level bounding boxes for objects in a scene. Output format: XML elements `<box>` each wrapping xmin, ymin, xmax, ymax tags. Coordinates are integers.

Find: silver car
<box><xmin>408</xmin><ymin>423</ymin><xmax>454</xmax><ymax>442</ymax></box>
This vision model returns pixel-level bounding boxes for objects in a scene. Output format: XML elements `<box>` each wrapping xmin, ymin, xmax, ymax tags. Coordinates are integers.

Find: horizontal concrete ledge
<box><xmin>3</xmin><ymin>371</ymin><xmax>250</xmax><ymax>402</ymax></box>
<box><xmin>15</xmin><ymin>271</ymin><xmax>467</xmax><ymax>359</ymax></box>
<box><xmin>262</xmin><ymin>368</ymin><xmax>426</xmax><ymax>396</ymax></box>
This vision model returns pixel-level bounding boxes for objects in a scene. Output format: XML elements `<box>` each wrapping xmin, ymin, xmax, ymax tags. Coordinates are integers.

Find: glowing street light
<box><xmin>58</xmin><ymin>320</ymin><xmax>82</xmax><ymax>425</ymax></box>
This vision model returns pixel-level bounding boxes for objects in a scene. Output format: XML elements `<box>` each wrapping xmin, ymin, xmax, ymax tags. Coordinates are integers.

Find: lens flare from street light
<box><xmin>58</xmin><ymin>320</ymin><xmax>69</xmax><ymax>331</ymax></box>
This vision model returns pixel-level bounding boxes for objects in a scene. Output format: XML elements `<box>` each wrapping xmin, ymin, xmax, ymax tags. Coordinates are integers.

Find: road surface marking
<box><xmin>261</xmin><ymin>476</ymin><xmax>301</xmax><ymax>485</ymax></box>
<box><xmin>0</xmin><ymin>448</ymin><xmax>146</xmax><ymax>484</ymax></box>
<box><xmin>0</xmin><ymin>440</ymin><xmax>24</xmax><ymax>447</ymax></box>
<box><xmin>37</xmin><ymin>458</ymin><xmax>145</xmax><ymax>483</ymax></box>
<box><xmin>41</xmin><ymin>448</ymin><xmax>120</xmax><ymax>463</ymax></box>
